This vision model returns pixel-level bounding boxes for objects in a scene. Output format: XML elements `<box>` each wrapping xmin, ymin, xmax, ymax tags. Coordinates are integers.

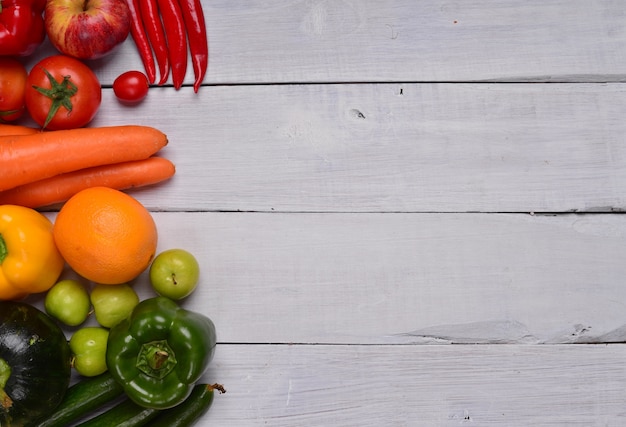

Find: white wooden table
<box><xmin>20</xmin><ymin>1</ymin><xmax>626</xmax><ymax>425</ymax></box>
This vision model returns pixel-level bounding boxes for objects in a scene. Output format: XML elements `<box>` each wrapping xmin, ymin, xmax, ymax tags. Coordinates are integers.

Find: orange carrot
<box><xmin>0</xmin><ymin>123</ymin><xmax>39</xmax><ymax>136</ymax></box>
<box><xmin>0</xmin><ymin>125</ymin><xmax>168</xmax><ymax>191</ymax></box>
<box><xmin>0</xmin><ymin>157</ymin><xmax>176</xmax><ymax>208</ymax></box>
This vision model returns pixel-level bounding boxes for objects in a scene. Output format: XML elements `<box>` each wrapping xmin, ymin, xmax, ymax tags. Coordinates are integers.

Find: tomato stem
<box><xmin>32</xmin><ymin>68</ymin><xmax>78</xmax><ymax>130</ymax></box>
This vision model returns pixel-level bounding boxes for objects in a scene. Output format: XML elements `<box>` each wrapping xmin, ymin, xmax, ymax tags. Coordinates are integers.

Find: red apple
<box><xmin>45</xmin><ymin>0</ymin><xmax>131</xmax><ymax>60</ymax></box>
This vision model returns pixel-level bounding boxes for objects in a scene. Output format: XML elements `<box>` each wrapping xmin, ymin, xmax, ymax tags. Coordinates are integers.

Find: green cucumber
<box><xmin>74</xmin><ymin>398</ymin><xmax>161</xmax><ymax>427</ymax></box>
<box><xmin>30</xmin><ymin>372</ymin><xmax>124</xmax><ymax>427</ymax></box>
<box><xmin>150</xmin><ymin>383</ymin><xmax>224</xmax><ymax>427</ymax></box>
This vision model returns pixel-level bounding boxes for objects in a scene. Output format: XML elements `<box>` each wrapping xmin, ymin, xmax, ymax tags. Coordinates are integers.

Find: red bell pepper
<box><xmin>0</xmin><ymin>0</ymin><xmax>46</xmax><ymax>56</ymax></box>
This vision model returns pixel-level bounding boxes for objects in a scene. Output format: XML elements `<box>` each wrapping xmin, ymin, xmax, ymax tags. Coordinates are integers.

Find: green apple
<box><xmin>90</xmin><ymin>283</ymin><xmax>139</xmax><ymax>328</ymax></box>
<box><xmin>45</xmin><ymin>279</ymin><xmax>91</xmax><ymax>326</ymax></box>
<box><xmin>149</xmin><ymin>248</ymin><xmax>200</xmax><ymax>300</ymax></box>
<box><xmin>69</xmin><ymin>327</ymin><xmax>109</xmax><ymax>377</ymax></box>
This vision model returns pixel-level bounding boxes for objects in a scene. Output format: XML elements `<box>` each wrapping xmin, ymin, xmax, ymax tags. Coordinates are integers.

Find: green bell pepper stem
<box><xmin>106</xmin><ymin>297</ymin><xmax>216</xmax><ymax>410</ymax></box>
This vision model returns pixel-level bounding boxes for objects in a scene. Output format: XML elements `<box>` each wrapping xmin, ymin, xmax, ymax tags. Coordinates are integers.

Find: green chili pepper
<box><xmin>106</xmin><ymin>296</ymin><xmax>216</xmax><ymax>410</ymax></box>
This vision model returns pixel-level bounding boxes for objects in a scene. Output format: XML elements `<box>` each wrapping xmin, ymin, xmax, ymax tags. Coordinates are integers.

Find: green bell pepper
<box><xmin>106</xmin><ymin>297</ymin><xmax>216</xmax><ymax>409</ymax></box>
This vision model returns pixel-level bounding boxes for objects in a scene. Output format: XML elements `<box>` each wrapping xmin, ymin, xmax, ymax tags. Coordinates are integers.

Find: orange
<box><xmin>53</xmin><ymin>186</ymin><xmax>158</xmax><ymax>285</ymax></box>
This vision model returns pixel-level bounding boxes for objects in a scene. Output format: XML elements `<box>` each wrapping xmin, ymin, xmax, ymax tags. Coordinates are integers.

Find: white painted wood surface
<box><xmin>23</xmin><ymin>0</ymin><xmax>626</xmax><ymax>84</ymax></box>
<box><xmin>16</xmin><ymin>1</ymin><xmax>626</xmax><ymax>425</ymax></box>
<box><xmin>205</xmin><ymin>344</ymin><xmax>626</xmax><ymax>426</ymax></box>
<box><xmin>87</xmin><ymin>83</ymin><xmax>626</xmax><ymax>213</ymax></box>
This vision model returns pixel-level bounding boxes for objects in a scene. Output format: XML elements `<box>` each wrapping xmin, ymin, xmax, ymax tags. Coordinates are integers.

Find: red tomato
<box><xmin>113</xmin><ymin>71</ymin><xmax>149</xmax><ymax>105</ymax></box>
<box><xmin>0</xmin><ymin>58</ymin><xmax>28</xmax><ymax>122</ymax></box>
<box><xmin>25</xmin><ymin>55</ymin><xmax>102</xmax><ymax>130</ymax></box>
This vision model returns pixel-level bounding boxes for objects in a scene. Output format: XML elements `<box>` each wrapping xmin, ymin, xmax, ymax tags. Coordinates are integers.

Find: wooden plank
<box><xmin>24</xmin><ymin>0</ymin><xmax>626</xmax><ymax>85</ymax></box>
<box><xmin>73</xmin><ymin>83</ymin><xmax>626</xmax><ymax>213</ymax></box>
<box><xmin>198</xmin><ymin>343</ymin><xmax>626</xmax><ymax>426</ymax></box>
<box><xmin>35</xmin><ymin>212</ymin><xmax>626</xmax><ymax>345</ymax></box>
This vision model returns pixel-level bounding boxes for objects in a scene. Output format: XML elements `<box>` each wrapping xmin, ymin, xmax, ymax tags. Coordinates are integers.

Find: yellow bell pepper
<box><xmin>0</xmin><ymin>205</ymin><xmax>65</xmax><ymax>300</ymax></box>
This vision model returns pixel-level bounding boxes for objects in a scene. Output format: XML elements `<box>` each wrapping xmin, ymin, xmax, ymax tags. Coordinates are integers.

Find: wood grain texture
<box><xmin>153</xmin><ymin>212</ymin><xmax>626</xmax><ymax>345</ymax></box>
<box><xmin>201</xmin><ymin>344</ymin><xmax>626</xmax><ymax>426</ymax></box>
<box><xmin>23</xmin><ymin>0</ymin><xmax>626</xmax><ymax>85</ymax></box>
<box><xmin>75</xmin><ymin>83</ymin><xmax>626</xmax><ymax>213</ymax></box>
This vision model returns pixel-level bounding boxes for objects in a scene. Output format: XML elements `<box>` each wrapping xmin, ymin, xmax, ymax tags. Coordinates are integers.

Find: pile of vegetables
<box><xmin>0</xmin><ymin>2</ymin><xmax>223</xmax><ymax>427</ymax></box>
<box><xmin>0</xmin><ymin>121</ymin><xmax>218</xmax><ymax>425</ymax></box>
<box><xmin>0</xmin><ymin>297</ymin><xmax>223</xmax><ymax>427</ymax></box>
<box><xmin>0</xmin><ymin>201</ymin><xmax>224</xmax><ymax>426</ymax></box>
<box><xmin>1</xmin><ymin>0</ymin><xmax>209</xmax><ymax>126</ymax></box>
<box><xmin>0</xmin><ymin>0</ymin><xmax>192</xmax><ymax>204</ymax></box>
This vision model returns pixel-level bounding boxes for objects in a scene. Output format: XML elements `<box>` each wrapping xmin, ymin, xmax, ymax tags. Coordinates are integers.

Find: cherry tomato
<box><xmin>113</xmin><ymin>70</ymin><xmax>149</xmax><ymax>105</ymax></box>
<box><xmin>25</xmin><ymin>55</ymin><xmax>102</xmax><ymax>130</ymax></box>
<box><xmin>0</xmin><ymin>57</ymin><xmax>28</xmax><ymax>122</ymax></box>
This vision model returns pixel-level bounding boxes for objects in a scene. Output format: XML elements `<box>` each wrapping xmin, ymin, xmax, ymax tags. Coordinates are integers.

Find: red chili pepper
<box><xmin>126</xmin><ymin>0</ymin><xmax>157</xmax><ymax>84</ymax></box>
<box><xmin>139</xmin><ymin>0</ymin><xmax>169</xmax><ymax>85</ymax></box>
<box><xmin>178</xmin><ymin>0</ymin><xmax>208</xmax><ymax>93</ymax></box>
<box><xmin>0</xmin><ymin>0</ymin><xmax>46</xmax><ymax>57</ymax></box>
<box><xmin>157</xmin><ymin>0</ymin><xmax>187</xmax><ymax>90</ymax></box>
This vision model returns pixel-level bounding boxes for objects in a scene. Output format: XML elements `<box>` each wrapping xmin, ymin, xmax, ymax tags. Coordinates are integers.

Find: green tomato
<box><xmin>149</xmin><ymin>248</ymin><xmax>200</xmax><ymax>300</ymax></box>
<box><xmin>90</xmin><ymin>283</ymin><xmax>139</xmax><ymax>328</ymax></box>
<box><xmin>69</xmin><ymin>327</ymin><xmax>109</xmax><ymax>377</ymax></box>
<box><xmin>44</xmin><ymin>279</ymin><xmax>91</xmax><ymax>326</ymax></box>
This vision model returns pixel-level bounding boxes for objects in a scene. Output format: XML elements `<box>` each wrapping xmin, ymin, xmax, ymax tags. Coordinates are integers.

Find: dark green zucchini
<box><xmin>31</xmin><ymin>372</ymin><xmax>125</xmax><ymax>427</ymax></box>
<box><xmin>150</xmin><ymin>383</ymin><xmax>223</xmax><ymax>427</ymax></box>
<box><xmin>0</xmin><ymin>301</ymin><xmax>72</xmax><ymax>427</ymax></box>
<box><xmin>74</xmin><ymin>398</ymin><xmax>161</xmax><ymax>427</ymax></box>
